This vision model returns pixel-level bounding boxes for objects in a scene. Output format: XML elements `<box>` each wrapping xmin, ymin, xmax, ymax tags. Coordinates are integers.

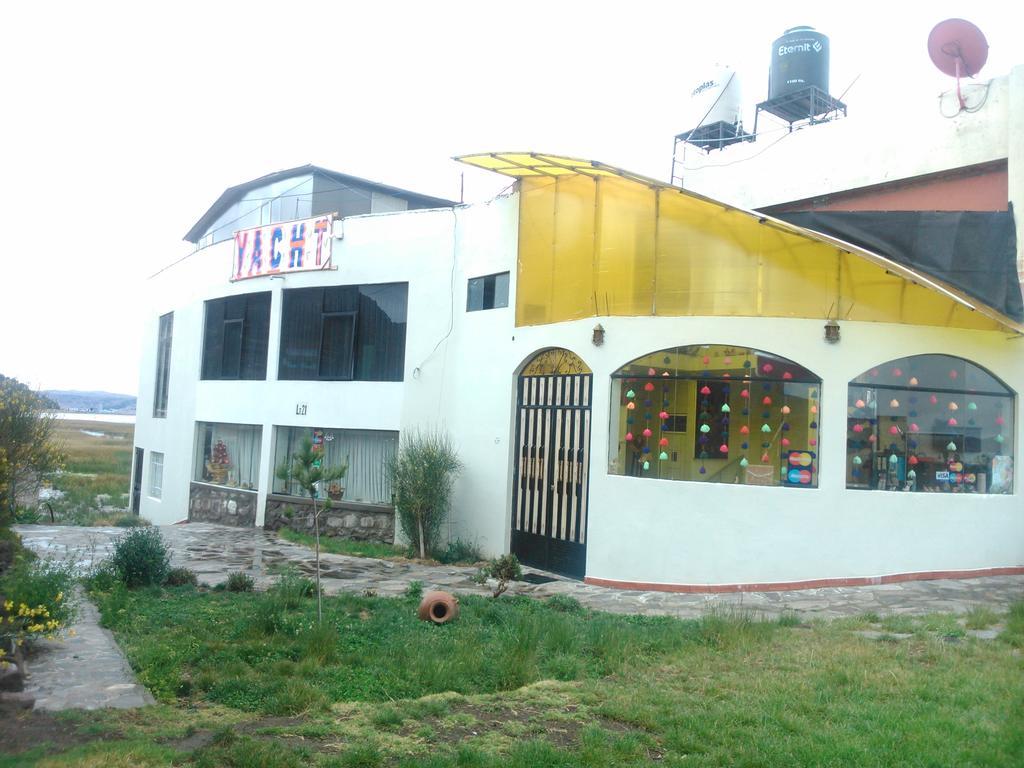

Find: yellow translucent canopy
<box><xmin>456</xmin><ymin>152</ymin><xmax>1023</xmax><ymax>334</ymax></box>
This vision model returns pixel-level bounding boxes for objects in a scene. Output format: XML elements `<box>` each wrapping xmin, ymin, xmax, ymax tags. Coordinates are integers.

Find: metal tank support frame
<box><xmin>754</xmin><ymin>85</ymin><xmax>848</xmax><ymax>134</ymax></box>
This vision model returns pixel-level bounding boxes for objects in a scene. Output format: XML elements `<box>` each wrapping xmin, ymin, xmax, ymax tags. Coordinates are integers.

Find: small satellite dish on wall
<box><xmin>928</xmin><ymin>18</ymin><xmax>988</xmax><ymax>77</ymax></box>
<box><xmin>927</xmin><ymin>18</ymin><xmax>988</xmax><ymax>111</ymax></box>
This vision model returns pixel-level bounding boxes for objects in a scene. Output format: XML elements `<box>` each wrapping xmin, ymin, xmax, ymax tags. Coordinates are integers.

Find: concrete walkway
<box><xmin>22</xmin><ymin>588</ymin><xmax>154</xmax><ymax>711</ymax></box>
<box><xmin>16</xmin><ymin>523</ymin><xmax>1024</xmax><ymax>620</ymax></box>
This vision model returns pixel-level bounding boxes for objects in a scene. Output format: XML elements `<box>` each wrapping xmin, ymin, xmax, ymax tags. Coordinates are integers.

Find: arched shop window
<box><xmin>610</xmin><ymin>346</ymin><xmax>822</xmax><ymax>487</ymax></box>
<box><xmin>847</xmin><ymin>355</ymin><xmax>1014</xmax><ymax>494</ymax></box>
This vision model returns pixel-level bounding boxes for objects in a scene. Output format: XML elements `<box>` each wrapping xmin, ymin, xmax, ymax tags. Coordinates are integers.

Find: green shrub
<box><xmin>109</xmin><ymin>526</ymin><xmax>170</xmax><ymax>588</ymax></box>
<box><xmin>404</xmin><ymin>580</ymin><xmax>424</xmax><ymax>602</ymax></box>
<box><xmin>226</xmin><ymin>572</ymin><xmax>255</xmax><ymax>592</ymax></box>
<box><xmin>436</xmin><ymin>538</ymin><xmax>484</xmax><ymax>565</ymax></box>
<box><xmin>164</xmin><ymin>567</ymin><xmax>199</xmax><ymax>587</ymax></box>
<box><xmin>0</xmin><ymin>556</ymin><xmax>77</xmax><ymax>648</ymax></box>
<box><xmin>114</xmin><ymin>514</ymin><xmax>149</xmax><ymax>527</ymax></box>
<box><xmin>268</xmin><ymin>568</ymin><xmax>318</xmax><ymax>609</ymax></box>
<box><xmin>13</xmin><ymin>507</ymin><xmax>41</xmax><ymax>524</ymax></box>
<box><xmin>546</xmin><ymin>594</ymin><xmax>584</xmax><ymax>614</ymax></box>
<box><xmin>475</xmin><ymin>554</ymin><xmax>522</xmax><ymax>598</ymax></box>
<box><xmin>387</xmin><ymin>430</ymin><xmax>462</xmax><ymax>559</ymax></box>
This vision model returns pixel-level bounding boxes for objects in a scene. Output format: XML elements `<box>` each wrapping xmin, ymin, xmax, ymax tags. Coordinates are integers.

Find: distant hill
<box><xmin>44</xmin><ymin>390</ymin><xmax>137</xmax><ymax>415</ymax></box>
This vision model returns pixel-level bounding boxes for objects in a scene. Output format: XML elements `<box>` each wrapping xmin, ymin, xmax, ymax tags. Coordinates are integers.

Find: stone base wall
<box><xmin>188</xmin><ymin>482</ymin><xmax>257</xmax><ymax>527</ymax></box>
<box><xmin>264</xmin><ymin>495</ymin><xmax>395</xmax><ymax>543</ymax></box>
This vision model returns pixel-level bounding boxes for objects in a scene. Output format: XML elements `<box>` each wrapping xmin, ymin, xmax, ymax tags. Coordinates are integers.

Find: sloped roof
<box><xmin>455</xmin><ymin>152</ymin><xmax>1024</xmax><ymax>334</ymax></box>
<box><xmin>184</xmin><ymin>164</ymin><xmax>456</xmax><ymax>243</ymax></box>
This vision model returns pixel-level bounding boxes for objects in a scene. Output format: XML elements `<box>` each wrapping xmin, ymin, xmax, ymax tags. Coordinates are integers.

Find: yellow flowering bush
<box><xmin>0</xmin><ymin>558</ymin><xmax>76</xmax><ymax>663</ymax></box>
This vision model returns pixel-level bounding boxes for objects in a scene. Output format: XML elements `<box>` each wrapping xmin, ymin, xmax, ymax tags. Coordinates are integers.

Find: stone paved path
<box><xmin>16</xmin><ymin>523</ymin><xmax>1024</xmax><ymax>621</ymax></box>
<box><xmin>23</xmin><ymin>588</ymin><xmax>154</xmax><ymax>711</ymax></box>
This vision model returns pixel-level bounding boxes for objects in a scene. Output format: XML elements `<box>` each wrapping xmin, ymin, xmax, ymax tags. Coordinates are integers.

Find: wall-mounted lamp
<box><xmin>824</xmin><ymin>318</ymin><xmax>841</xmax><ymax>344</ymax></box>
<box><xmin>592</xmin><ymin>323</ymin><xmax>605</xmax><ymax>346</ymax></box>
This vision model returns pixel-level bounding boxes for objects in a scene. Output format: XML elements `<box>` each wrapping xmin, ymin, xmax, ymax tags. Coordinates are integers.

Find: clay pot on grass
<box><xmin>417</xmin><ymin>591</ymin><xmax>459</xmax><ymax>624</ymax></box>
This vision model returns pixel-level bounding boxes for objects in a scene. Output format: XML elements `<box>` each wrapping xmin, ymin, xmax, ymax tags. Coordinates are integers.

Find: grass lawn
<box><xmin>30</xmin><ymin>420</ymin><xmax>136</xmax><ymax>526</ymax></box>
<box><xmin>277</xmin><ymin>527</ymin><xmax>406</xmax><ymax>560</ymax></box>
<box><xmin>2</xmin><ymin>582</ymin><xmax>1021</xmax><ymax>767</ymax></box>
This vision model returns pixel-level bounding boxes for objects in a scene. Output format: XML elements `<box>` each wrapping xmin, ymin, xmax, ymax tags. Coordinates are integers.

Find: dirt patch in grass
<box><xmin>0</xmin><ymin>705</ymin><xmax>115</xmax><ymax>758</ymax></box>
<box><xmin>397</xmin><ymin>699</ymin><xmax>651</xmax><ymax>751</ymax></box>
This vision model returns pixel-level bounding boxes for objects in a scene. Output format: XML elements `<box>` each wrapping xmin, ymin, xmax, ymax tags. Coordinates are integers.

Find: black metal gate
<box><xmin>511</xmin><ymin>371</ymin><xmax>592</xmax><ymax>578</ymax></box>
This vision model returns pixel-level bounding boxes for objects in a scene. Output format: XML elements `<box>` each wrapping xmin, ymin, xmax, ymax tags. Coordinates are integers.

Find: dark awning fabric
<box><xmin>773</xmin><ymin>209</ymin><xmax>1023</xmax><ymax>322</ymax></box>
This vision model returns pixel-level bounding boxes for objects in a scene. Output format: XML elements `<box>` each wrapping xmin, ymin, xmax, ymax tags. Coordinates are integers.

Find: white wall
<box><xmin>680</xmin><ymin>67</ymin><xmax>1024</xmax><ymax>282</ymax></box>
<box><xmin>133</xmin><ymin>196</ymin><xmax>520</xmax><ymax>542</ymax></box>
<box><xmin>135</xmin><ymin>188</ymin><xmax>1023</xmax><ymax>587</ymax></box>
<box><xmin>679</xmin><ymin>73</ymin><xmax>1012</xmax><ymax>210</ymax></box>
<box><xmin>508</xmin><ymin>315</ymin><xmax>1023</xmax><ymax>586</ymax></box>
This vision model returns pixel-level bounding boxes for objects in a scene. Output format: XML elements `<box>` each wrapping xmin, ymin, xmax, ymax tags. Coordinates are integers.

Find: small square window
<box><xmin>467</xmin><ymin>272</ymin><xmax>509</xmax><ymax>311</ymax></box>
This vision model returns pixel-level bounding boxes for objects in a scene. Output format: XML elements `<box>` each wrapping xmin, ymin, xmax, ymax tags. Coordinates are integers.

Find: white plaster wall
<box><xmin>132</xmin><ymin>196</ymin><xmax>521</xmax><ymax>541</ymax></box>
<box><xmin>680</xmin><ymin>73</ymin><xmax>1011</xmax><ymax>211</ymax></box>
<box><xmin>509</xmin><ymin>315</ymin><xmax>1023</xmax><ymax>586</ymax></box>
<box><xmin>134</xmin><ymin>188</ymin><xmax>1023</xmax><ymax>586</ymax></box>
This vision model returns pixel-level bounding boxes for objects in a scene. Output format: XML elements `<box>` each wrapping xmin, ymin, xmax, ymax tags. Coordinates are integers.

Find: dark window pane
<box><xmin>201</xmin><ymin>293</ymin><xmax>270</xmax><ymax>380</ymax></box>
<box><xmin>222</xmin><ymin>320</ymin><xmax>243</xmax><ymax>379</ymax></box>
<box><xmin>467</xmin><ymin>277</ymin><xmax>484</xmax><ymax>311</ymax></box>
<box><xmin>467</xmin><ymin>272</ymin><xmax>509</xmax><ymax>311</ymax></box>
<box><xmin>153</xmin><ymin>312</ymin><xmax>173</xmax><ymax>418</ymax></box>
<box><xmin>279</xmin><ymin>283</ymin><xmax>406</xmax><ymax>381</ymax></box>
<box><xmin>493</xmin><ymin>272</ymin><xmax>510</xmax><ymax>308</ymax></box>
<box><xmin>319</xmin><ymin>314</ymin><xmax>355</xmax><ymax>378</ymax></box>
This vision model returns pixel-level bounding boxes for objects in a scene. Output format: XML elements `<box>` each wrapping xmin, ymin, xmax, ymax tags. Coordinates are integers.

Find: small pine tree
<box><xmin>275</xmin><ymin>438</ymin><xmax>347</xmax><ymax>622</ymax></box>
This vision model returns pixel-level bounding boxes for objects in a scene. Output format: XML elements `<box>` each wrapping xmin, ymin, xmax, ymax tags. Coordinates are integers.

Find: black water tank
<box><xmin>769</xmin><ymin>26</ymin><xmax>829</xmax><ymax>99</ymax></box>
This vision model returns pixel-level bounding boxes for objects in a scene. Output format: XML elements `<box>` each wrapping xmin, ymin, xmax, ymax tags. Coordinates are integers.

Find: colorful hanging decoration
<box><xmin>643</xmin><ymin>460</ymin><xmax>650</xmax><ymax>471</ymax></box>
<box><xmin>659</xmin><ymin>451</ymin><xmax>668</xmax><ymax>460</ymax></box>
<box><xmin>719</xmin><ymin>444</ymin><xmax>729</xmax><ymax>454</ymax></box>
<box><xmin>762</xmin><ymin>396</ymin><xmax>772</xmax><ymax>406</ymax></box>
<box><xmin>929</xmin><ymin>395</ymin><xmax>938</xmax><ymax>405</ymax></box>
<box><xmin>948</xmin><ymin>417</ymin><xmax>957</xmax><ymax>427</ymax></box>
<box><xmin>739</xmin><ymin>457</ymin><xmax>749</xmax><ymax>467</ymax></box>
<box><xmin>783</xmin><ymin>371</ymin><xmax>793</xmax><ymax>380</ymax></box>
<box><xmin>700</xmin><ymin>424</ymin><xmax>711</xmax><ymax>434</ymax></box>
<box><xmin>781</xmin><ymin>405</ymin><xmax>791</xmax><ymax>415</ymax></box>
<box><xmin>761</xmin><ymin>424</ymin><xmax>772</xmax><ymax>433</ymax></box>
<box><xmin>642</xmin><ymin>428</ymin><xmax>652</xmax><ymax>438</ymax></box>
<box><xmin>889</xmin><ymin>425</ymin><xmax>900</xmax><ymax>435</ymax></box>
<box><xmin>889</xmin><ymin>399</ymin><xmax>900</xmax><ymax>408</ymax></box>
<box><xmin>909</xmin><ymin>423</ymin><xmax>920</xmax><ymax>432</ymax></box>
<box><xmin>626</xmin><ymin>389</ymin><xmax>635</xmax><ymax>399</ymax></box>
<box><xmin>948</xmin><ymin>402</ymin><xmax>958</xmax><ymax>411</ymax></box>
<box><xmin>889</xmin><ymin>454</ymin><xmax>899</xmax><ymax>465</ymax></box>
<box><xmin>946</xmin><ymin>441</ymin><xmax>957</xmax><ymax>451</ymax></box>
<box><xmin>625</xmin><ymin>432</ymin><xmax>633</xmax><ymax>442</ymax></box>
<box><xmin>740</xmin><ymin>389</ymin><xmax>750</xmax><ymax>399</ymax></box>
<box><xmin>700</xmin><ymin>385</ymin><xmax>712</xmax><ymax>396</ymax></box>
<box><xmin>949</xmin><ymin>369</ymin><xmax>958</xmax><ymax>379</ymax></box>
<box><xmin>853</xmin><ymin>424</ymin><xmax>864</xmax><ymax>433</ymax></box>
<box><xmin>852</xmin><ymin>456</ymin><xmax>863</xmax><ymax>465</ymax></box>
<box><xmin>626</xmin><ymin>402</ymin><xmax>636</xmax><ymax>410</ymax></box>
<box><xmin>908</xmin><ymin>377</ymin><xmax>919</xmax><ymax>386</ymax></box>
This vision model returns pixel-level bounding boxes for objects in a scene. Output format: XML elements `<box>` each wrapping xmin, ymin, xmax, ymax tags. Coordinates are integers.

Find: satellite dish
<box><xmin>928</xmin><ymin>18</ymin><xmax>988</xmax><ymax>78</ymax></box>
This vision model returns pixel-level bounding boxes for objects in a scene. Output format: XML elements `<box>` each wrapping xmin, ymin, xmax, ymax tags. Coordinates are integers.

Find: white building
<box><xmin>133</xmin><ymin>71</ymin><xmax>1023</xmax><ymax>592</ymax></box>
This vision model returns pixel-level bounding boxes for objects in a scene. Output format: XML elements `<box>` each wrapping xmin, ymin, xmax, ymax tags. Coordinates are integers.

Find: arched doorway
<box><xmin>512</xmin><ymin>349</ymin><xmax>592</xmax><ymax>578</ymax></box>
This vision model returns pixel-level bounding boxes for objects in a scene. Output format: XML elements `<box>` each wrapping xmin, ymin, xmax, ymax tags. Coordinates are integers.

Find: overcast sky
<box><xmin>2</xmin><ymin>0</ymin><xmax>1020</xmax><ymax>396</ymax></box>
